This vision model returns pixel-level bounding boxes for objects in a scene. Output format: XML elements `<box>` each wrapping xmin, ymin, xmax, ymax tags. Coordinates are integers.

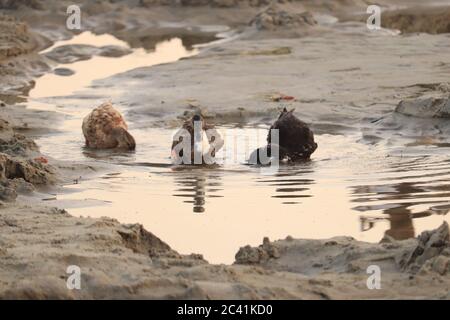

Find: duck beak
<box><xmin>123</xmin><ymin>130</ymin><xmax>136</xmax><ymax>150</ymax></box>
<box><xmin>114</xmin><ymin>128</ymin><xmax>136</xmax><ymax>150</ymax></box>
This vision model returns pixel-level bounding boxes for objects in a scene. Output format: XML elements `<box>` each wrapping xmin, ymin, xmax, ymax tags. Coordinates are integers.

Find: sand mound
<box><xmin>249</xmin><ymin>3</ymin><xmax>316</xmax><ymax>30</ymax></box>
<box><xmin>395</xmin><ymin>97</ymin><xmax>450</xmax><ymax>119</ymax></box>
<box><xmin>398</xmin><ymin>222</ymin><xmax>450</xmax><ymax>274</ymax></box>
<box><xmin>382</xmin><ymin>6</ymin><xmax>450</xmax><ymax>34</ymax></box>
<box><xmin>139</xmin><ymin>0</ymin><xmax>272</xmax><ymax>8</ymax></box>
<box><xmin>235</xmin><ymin>222</ymin><xmax>450</xmax><ymax>278</ymax></box>
<box><xmin>1</xmin><ymin>201</ymin><xmax>449</xmax><ymax>299</ymax></box>
<box><xmin>235</xmin><ymin>237</ymin><xmax>280</xmax><ymax>264</ymax></box>
<box><xmin>139</xmin><ymin>0</ymin><xmax>366</xmax><ymax>10</ymax></box>
<box><xmin>0</xmin><ymin>152</ymin><xmax>53</xmax><ymax>201</ymax></box>
<box><xmin>117</xmin><ymin>223</ymin><xmax>179</xmax><ymax>258</ymax></box>
<box><xmin>0</xmin><ymin>0</ymin><xmax>43</xmax><ymax>10</ymax></box>
<box><xmin>0</xmin><ymin>117</ymin><xmax>55</xmax><ymax>201</ymax></box>
<box><xmin>394</xmin><ymin>82</ymin><xmax>450</xmax><ymax>119</ymax></box>
<box><xmin>0</xmin><ymin>153</ymin><xmax>55</xmax><ymax>186</ymax></box>
<box><xmin>0</xmin><ymin>15</ymin><xmax>36</xmax><ymax>61</ymax></box>
<box><xmin>0</xmin><ymin>118</ymin><xmax>39</xmax><ymax>156</ymax></box>
<box><xmin>0</xmin><ymin>15</ymin><xmax>49</xmax><ymax>95</ymax></box>
<box><xmin>139</xmin><ymin>0</ymin><xmax>247</xmax><ymax>7</ymax></box>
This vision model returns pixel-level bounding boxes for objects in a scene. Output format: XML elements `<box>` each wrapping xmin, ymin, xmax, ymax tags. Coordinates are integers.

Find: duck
<box><xmin>171</xmin><ymin>114</ymin><xmax>223</xmax><ymax>165</ymax></box>
<box><xmin>249</xmin><ymin>108</ymin><xmax>317</xmax><ymax>164</ymax></box>
<box><xmin>82</xmin><ymin>102</ymin><xmax>136</xmax><ymax>150</ymax></box>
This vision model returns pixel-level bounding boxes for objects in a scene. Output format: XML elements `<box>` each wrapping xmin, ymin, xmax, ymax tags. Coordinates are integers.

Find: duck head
<box><xmin>191</xmin><ymin>114</ymin><xmax>205</xmax><ymax>128</ymax></box>
<box><xmin>278</xmin><ymin>107</ymin><xmax>295</xmax><ymax>119</ymax></box>
<box><xmin>112</xmin><ymin>127</ymin><xmax>136</xmax><ymax>150</ymax></box>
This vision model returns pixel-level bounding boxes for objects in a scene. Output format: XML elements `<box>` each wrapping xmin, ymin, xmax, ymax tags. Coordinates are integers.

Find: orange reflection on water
<box><xmin>31</xmin><ymin>32</ymin><xmax>198</xmax><ymax>98</ymax></box>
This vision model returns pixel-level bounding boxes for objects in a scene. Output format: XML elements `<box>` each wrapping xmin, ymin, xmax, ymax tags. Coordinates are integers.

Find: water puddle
<box><xmin>31</xmin><ymin>31</ymin><xmax>198</xmax><ymax>99</ymax></box>
<box><xmin>25</xmin><ymin>31</ymin><xmax>449</xmax><ymax>264</ymax></box>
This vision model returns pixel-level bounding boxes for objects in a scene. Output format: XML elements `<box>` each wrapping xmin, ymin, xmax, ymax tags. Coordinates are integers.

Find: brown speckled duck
<box><xmin>82</xmin><ymin>102</ymin><xmax>135</xmax><ymax>150</ymax></box>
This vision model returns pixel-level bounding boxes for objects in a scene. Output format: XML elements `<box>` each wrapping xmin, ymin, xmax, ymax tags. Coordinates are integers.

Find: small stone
<box><xmin>0</xmin><ymin>184</ymin><xmax>17</xmax><ymax>202</ymax></box>
<box><xmin>250</xmin><ymin>3</ymin><xmax>317</xmax><ymax>31</ymax></box>
<box><xmin>432</xmin><ymin>256</ymin><xmax>450</xmax><ymax>275</ymax></box>
<box><xmin>398</xmin><ymin>222</ymin><xmax>450</xmax><ymax>273</ymax></box>
<box><xmin>395</xmin><ymin>97</ymin><xmax>450</xmax><ymax>118</ymax></box>
<box><xmin>312</xmin><ymin>262</ymin><xmax>323</xmax><ymax>268</ymax></box>
<box><xmin>53</xmin><ymin>67</ymin><xmax>75</xmax><ymax>76</ymax></box>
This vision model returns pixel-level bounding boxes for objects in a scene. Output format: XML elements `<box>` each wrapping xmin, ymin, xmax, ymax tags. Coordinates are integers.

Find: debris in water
<box><xmin>269</xmin><ymin>93</ymin><xmax>296</xmax><ymax>102</ymax></box>
<box><xmin>34</xmin><ymin>156</ymin><xmax>48</xmax><ymax>164</ymax></box>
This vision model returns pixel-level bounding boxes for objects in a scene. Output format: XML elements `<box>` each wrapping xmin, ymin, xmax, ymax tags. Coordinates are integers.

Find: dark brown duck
<box><xmin>250</xmin><ymin>108</ymin><xmax>317</xmax><ymax>164</ymax></box>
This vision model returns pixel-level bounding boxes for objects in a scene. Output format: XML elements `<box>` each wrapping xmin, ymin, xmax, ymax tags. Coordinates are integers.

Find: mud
<box><xmin>382</xmin><ymin>6</ymin><xmax>450</xmax><ymax>34</ymax></box>
<box><xmin>45</xmin><ymin>44</ymin><xmax>132</xmax><ymax>64</ymax></box>
<box><xmin>249</xmin><ymin>3</ymin><xmax>317</xmax><ymax>31</ymax></box>
<box><xmin>1</xmin><ymin>205</ymin><xmax>449</xmax><ymax>299</ymax></box>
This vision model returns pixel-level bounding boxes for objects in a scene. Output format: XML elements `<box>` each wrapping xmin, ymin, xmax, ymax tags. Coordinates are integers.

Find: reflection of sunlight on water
<box><xmin>30</xmin><ymin>32</ymin><xmax>198</xmax><ymax>98</ymax></box>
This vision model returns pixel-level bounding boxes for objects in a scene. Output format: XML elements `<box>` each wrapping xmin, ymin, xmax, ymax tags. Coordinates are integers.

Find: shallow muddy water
<box><xmin>26</xmin><ymin>30</ymin><xmax>450</xmax><ymax>264</ymax></box>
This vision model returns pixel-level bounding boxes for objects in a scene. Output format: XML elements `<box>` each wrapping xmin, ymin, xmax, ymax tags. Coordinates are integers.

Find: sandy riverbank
<box><xmin>1</xmin><ymin>0</ymin><xmax>450</xmax><ymax>299</ymax></box>
<box><xmin>1</xmin><ymin>201</ymin><xmax>449</xmax><ymax>299</ymax></box>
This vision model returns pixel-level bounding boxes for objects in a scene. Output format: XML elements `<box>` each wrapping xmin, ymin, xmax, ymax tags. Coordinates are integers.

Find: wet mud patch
<box><xmin>395</xmin><ymin>97</ymin><xmax>450</xmax><ymax>119</ymax></box>
<box><xmin>44</xmin><ymin>44</ymin><xmax>133</xmax><ymax>64</ymax></box>
<box><xmin>0</xmin><ymin>14</ymin><xmax>36</xmax><ymax>60</ymax></box>
<box><xmin>117</xmin><ymin>223</ymin><xmax>177</xmax><ymax>257</ymax></box>
<box><xmin>382</xmin><ymin>6</ymin><xmax>450</xmax><ymax>34</ymax></box>
<box><xmin>249</xmin><ymin>3</ymin><xmax>317</xmax><ymax>31</ymax></box>
<box><xmin>0</xmin><ymin>0</ymin><xmax>44</xmax><ymax>10</ymax></box>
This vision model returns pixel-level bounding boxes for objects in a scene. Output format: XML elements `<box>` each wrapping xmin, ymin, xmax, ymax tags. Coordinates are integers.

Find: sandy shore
<box><xmin>1</xmin><ymin>201</ymin><xmax>449</xmax><ymax>299</ymax></box>
<box><xmin>1</xmin><ymin>0</ymin><xmax>450</xmax><ymax>299</ymax></box>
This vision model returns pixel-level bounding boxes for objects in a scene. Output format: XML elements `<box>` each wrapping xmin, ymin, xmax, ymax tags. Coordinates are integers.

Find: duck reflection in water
<box><xmin>355</xmin><ymin>182</ymin><xmax>450</xmax><ymax>240</ymax></box>
<box><xmin>255</xmin><ymin>165</ymin><xmax>315</xmax><ymax>205</ymax></box>
<box><xmin>360</xmin><ymin>203</ymin><xmax>450</xmax><ymax>240</ymax></box>
<box><xmin>360</xmin><ymin>205</ymin><xmax>416</xmax><ymax>240</ymax></box>
<box><xmin>172</xmin><ymin>169</ymin><xmax>223</xmax><ymax>213</ymax></box>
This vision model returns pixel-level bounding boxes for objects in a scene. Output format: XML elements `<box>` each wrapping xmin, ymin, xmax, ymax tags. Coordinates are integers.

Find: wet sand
<box><xmin>1</xmin><ymin>0</ymin><xmax>450</xmax><ymax>299</ymax></box>
<box><xmin>1</xmin><ymin>200</ymin><xmax>449</xmax><ymax>299</ymax></box>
